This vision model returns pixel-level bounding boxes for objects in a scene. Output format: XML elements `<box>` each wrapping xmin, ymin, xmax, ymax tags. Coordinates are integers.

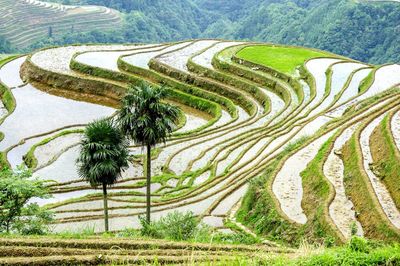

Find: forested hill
<box><xmin>4</xmin><ymin>0</ymin><xmax>400</xmax><ymax>64</ymax></box>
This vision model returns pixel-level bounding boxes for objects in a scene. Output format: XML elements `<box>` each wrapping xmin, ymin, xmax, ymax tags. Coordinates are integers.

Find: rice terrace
<box><xmin>1</xmin><ymin>0</ymin><xmax>400</xmax><ymax>265</ymax></box>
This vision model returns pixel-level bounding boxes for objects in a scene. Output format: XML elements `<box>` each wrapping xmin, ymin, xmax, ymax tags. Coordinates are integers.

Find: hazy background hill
<box><xmin>1</xmin><ymin>0</ymin><xmax>399</xmax><ymax>64</ymax></box>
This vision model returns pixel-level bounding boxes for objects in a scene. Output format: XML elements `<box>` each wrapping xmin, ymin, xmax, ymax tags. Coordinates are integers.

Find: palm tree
<box><xmin>116</xmin><ymin>82</ymin><xmax>179</xmax><ymax>223</ymax></box>
<box><xmin>76</xmin><ymin>118</ymin><xmax>129</xmax><ymax>232</ymax></box>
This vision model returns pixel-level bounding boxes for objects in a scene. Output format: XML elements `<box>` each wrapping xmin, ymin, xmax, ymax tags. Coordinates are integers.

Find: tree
<box><xmin>76</xmin><ymin>118</ymin><xmax>130</xmax><ymax>232</ymax></box>
<box><xmin>0</xmin><ymin>167</ymin><xmax>53</xmax><ymax>234</ymax></box>
<box><xmin>48</xmin><ymin>26</ymin><xmax>53</xmax><ymax>38</ymax></box>
<box><xmin>116</xmin><ymin>82</ymin><xmax>179</xmax><ymax>223</ymax></box>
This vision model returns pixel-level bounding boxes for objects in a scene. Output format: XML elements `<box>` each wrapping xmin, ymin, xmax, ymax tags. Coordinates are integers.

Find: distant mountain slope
<box><xmin>6</xmin><ymin>0</ymin><xmax>400</xmax><ymax>64</ymax></box>
<box><xmin>200</xmin><ymin>0</ymin><xmax>400</xmax><ymax>64</ymax></box>
<box><xmin>0</xmin><ymin>0</ymin><xmax>122</xmax><ymax>49</ymax></box>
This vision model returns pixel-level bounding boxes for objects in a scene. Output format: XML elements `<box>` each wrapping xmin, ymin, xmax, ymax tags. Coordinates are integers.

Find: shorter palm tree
<box><xmin>116</xmin><ymin>82</ymin><xmax>180</xmax><ymax>223</ymax></box>
<box><xmin>76</xmin><ymin>118</ymin><xmax>129</xmax><ymax>232</ymax></box>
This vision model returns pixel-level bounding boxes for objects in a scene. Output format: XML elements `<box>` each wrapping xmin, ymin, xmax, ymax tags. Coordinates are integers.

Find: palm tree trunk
<box><xmin>102</xmin><ymin>182</ymin><xmax>109</xmax><ymax>232</ymax></box>
<box><xmin>146</xmin><ymin>143</ymin><xmax>151</xmax><ymax>223</ymax></box>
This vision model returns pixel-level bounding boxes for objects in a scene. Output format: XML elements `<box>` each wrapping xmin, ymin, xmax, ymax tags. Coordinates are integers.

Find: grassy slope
<box><xmin>277</xmin><ymin>240</ymin><xmax>400</xmax><ymax>266</ymax></box>
<box><xmin>236</xmin><ymin>45</ymin><xmax>331</xmax><ymax>75</ymax></box>
<box><xmin>342</xmin><ymin>133</ymin><xmax>400</xmax><ymax>242</ymax></box>
<box><xmin>0</xmin><ymin>54</ymin><xmax>13</xmax><ymax>61</ymax></box>
<box><xmin>236</xmin><ymin>134</ymin><xmax>342</xmax><ymax>247</ymax></box>
<box><xmin>370</xmin><ymin>112</ymin><xmax>400</xmax><ymax>210</ymax></box>
<box><xmin>299</xmin><ymin>134</ymin><xmax>343</xmax><ymax>245</ymax></box>
<box><xmin>236</xmin><ymin>135</ymin><xmax>342</xmax><ymax>247</ymax></box>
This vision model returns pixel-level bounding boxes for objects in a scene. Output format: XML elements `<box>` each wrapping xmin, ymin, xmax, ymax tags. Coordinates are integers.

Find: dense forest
<box><xmin>0</xmin><ymin>36</ymin><xmax>12</xmax><ymax>54</ymax></box>
<box><xmin>2</xmin><ymin>0</ymin><xmax>400</xmax><ymax>64</ymax></box>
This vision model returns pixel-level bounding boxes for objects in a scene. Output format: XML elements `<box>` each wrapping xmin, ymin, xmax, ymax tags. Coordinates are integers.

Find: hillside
<box><xmin>27</xmin><ymin>0</ymin><xmax>398</xmax><ymax>65</ymax></box>
<box><xmin>0</xmin><ymin>39</ymin><xmax>399</xmax><ymax>252</ymax></box>
<box><xmin>0</xmin><ymin>0</ymin><xmax>122</xmax><ymax>49</ymax></box>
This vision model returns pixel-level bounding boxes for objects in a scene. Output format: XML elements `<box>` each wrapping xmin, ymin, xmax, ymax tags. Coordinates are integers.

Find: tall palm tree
<box><xmin>116</xmin><ymin>82</ymin><xmax>179</xmax><ymax>223</ymax></box>
<box><xmin>76</xmin><ymin>118</ymin><xmax>129</xmax><ymax>232</ymax></box>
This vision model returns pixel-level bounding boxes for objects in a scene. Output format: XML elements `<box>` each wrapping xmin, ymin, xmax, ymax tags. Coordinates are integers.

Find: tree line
<box><xmin>1</xmin><ymin>0</ymin><xmax>399</xmax><ymax>63</ymax></box>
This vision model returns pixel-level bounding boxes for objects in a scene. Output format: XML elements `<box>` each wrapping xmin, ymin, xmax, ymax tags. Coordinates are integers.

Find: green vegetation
<box><xmin>0</xmin><ymin>167</ymin><xmax>53</xmax><ymax>234</ymax></box>
<box><xmin>76</xmin><ymin>118</ymin><xmax>130</xmax><ymax>232</ymax></box>
<box><xmin>237</xmin><ymin>140</ymin><xmax>306</xmax><ymax>246</ymax></box>
<box><xmin>1</xmin><ymin>11</ymin><xmax>399</xmax><ymax>261</ymax></box>
<box><xmin>2</xmin><ymin>232</ymin><xmax>400</xmax><ymax>265</ymax></box>
<box><xmin>359</xmin><ymin>68</ymin><xmax>376</xmax><ymax>93</ymax></box>
<box><xmin>299</xmin><ymin>134</ymin><xmax>342</xmax><ymax>245</ymax></box>
<box><xmin>277</xmin><ymin>237</ymin><xmax>400</xmax><ymax>266</ymax></box>
<box><xmin>69</xmin><ymin>54</ymin><xmax>223</xmax><ymax>136</ymax></box>
<box><xmin>0</xmin><ymin>55</ymin><xmax>18</xmax><ymax>113</ymax></box>
<box><xmin>237</xmin><ymin>135</ymin><xmax>342</xmax><ymax>247</ymax></box>
<box><xmin>0</xmin><ymin>0</ymin><xmax>122</xmax><ymax>50</ymax></box>
<box><xmin>0</xmin><ymin>37</ymin><xmax>12</xmax><ymax>54</ymax></box>
<box><xmin>116</xmin><ymin>82</ymin><xmax>180</xmax><ymax>223</ymax></box>
<box><xmin>370</xmin><ymin>112</ymin><xmax>400</xmax><ymax>210</ymax></box>
<box><xmin>236</xmin><ymin>45</ymin><xmax>331</xmax><ymax>75</ymax></box>
<box><xmin>5</xmin><ymin>0</ymin><xmax>396</xmax><ymax>64</ymax></box>
<box><xmin>139</xmin><ymin>211</ymin><xmax>206</xmax><ymax>241</ymax></box>
<box><xmin>342</xmin><ymin>131</ymin><xmax>400</xmax><ymax>241</ymax></box>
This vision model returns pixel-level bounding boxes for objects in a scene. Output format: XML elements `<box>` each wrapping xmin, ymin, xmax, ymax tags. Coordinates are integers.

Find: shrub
<box><xmin>139</xmin><ymin>215</ymin><xmax>163</xmax><ymax>239</ymax></box>
<box><xmin>0</xmin><ymin>166</ymin><xmax>53</xmax><ymax>234</ymax></box>
<box><xmin>349</xmin><ymin>236</ymin><xmax>370</xmax><ymax>253</ymax></box>
<box><xmin>13</xmin><ymin>204</ymin><xmax>53</xmax><ymax>235</ymax></box>
<box><xmin>139</xmin><ymin>211</ymin><xmax>200</xmax><ymax>241</ymax></box>
<box><xmin>138</xmin><ymin>211</ymin><xmax>260</xmax><ymax>245</ymax></box>
<box><xmin>158</xmin><ymin>211</ymin><xmax>199</xmax><ymax>241</ymax></box>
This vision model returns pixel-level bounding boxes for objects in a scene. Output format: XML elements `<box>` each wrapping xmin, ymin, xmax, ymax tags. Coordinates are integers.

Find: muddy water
<box><xmin>333</xmin><ymin>68</ymin><xmax>372</xmax><ymax>107</ymax></box>
<box><xmin>272</xmin><ymin>132</ymin><xmax>334</xmax><ymax>224</ymax></box>
<box><xmin>208</xmin><ymin>109</ymin><xmax>232</xmax><ymax>129</ymax></box>
<box><xmin>308</xmin><ymin>61</ymin><xmax>365</xmax><ymax>117</ymax></box>
<box><xmin>360</xmin><ymin>113</ymin><xmax>400</xmax><ymax>228</ymax></box>
<box><xmin>331</xmin><ymin>64</ymin><xmax>400</xmax><ymax>118</ymax></box>
<box><xmin>122</xmin><ymin>42</ymin><xmax>192</xmax><ymax>69</ymax></box>
<box><xmin>168</xmin><ymin>106</ymin><xmax>250</xmax><ymax>175</ymax></box>
<box><xmin>324</xmin><ymin>124</ymin><xmax>363</xmax><ymax>238</ymax></box>
<box><xmin>305</xmin><ymin>58</ymin><xmax>342</xmax><ymax>113</ymax></box>
<box><xmin>215</xmin><ymin>145</ymin><xmax>247</xmax><ymax>176</ymax></box>
<box><xmin>75</xmin><ymin>45</ymin><xmax>163</xmax><ymax>71</ymax></box>
<box><xmin>192</xmin><ymin>42</ymin><xmax>241</xmax><ymax>69</ymax></box>
<box><xmin>157</xmin><ymin>40</ymin><xmax>219</xmax><ymax>73</ymax></box>
<box><xmin>35</xmin><ymin>133</ymin><xmax>82</xmax><ymax>168</ymax></box>
<box><xmin>0</xmin><ymin>84</ymin><xmax>114</xmax><ymax>151</ymax></box>
<box><xmin>202</xmin><ymin>216</ymin><xmax>224</xmax><ymax>227</ymax></box>
<box><xmin>31</xmin><ymin>45</ymin><xmax>142</xmax><ymax>75</ymax></box>
<box><xmin>193</xmin><ymin>171</ymin><xmax>211</xmax><ymax>186</ymax></box>
<box><xmin>54</xmin><ymin>189</ymin><xmax>224</xmax><ymax>232</ymax></box>
<box><xmin>211</xmin><ymin>183</ymin><xmax>249</xmax><ymax>216</ymax></box>
<box><xmin>0</xmin><ymin>56</ymin><xmax>26</xmax><ymax>87</ymax></box>
<box><xmin>168</xmin><ymin>100</ymin><xmax>212</xmax><ymax>134</ymax></box>
<box><xmin>327</xmin><ymin>68</ymin><xmax>372</xmax><ymax>117</ymax></box>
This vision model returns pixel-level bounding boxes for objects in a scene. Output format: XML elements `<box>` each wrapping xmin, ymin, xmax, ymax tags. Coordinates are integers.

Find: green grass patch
<box><xmin>0</xmin><ymin>55</ymin><xmax>19</xmax><ymax>113</ymax></box>
<box><xmin>342</xmin><ymin>133</ymin><xmax>400</xmax><ymax>241</ymax></box>
<box><xmin>237</xmin><ymin>138</ymin><xmax>308</xmax><ymax>247</ymax></box>
<box><xmin>358</xmin><ymin>68</ymin><xmax>376</xmax><ymax>93</ymax></box>
<box><xmin>299</xmin><ymin>133</ymin><xmax>342</xmax><ymax>245</ymax></box>
<box><xmin>369</xmin><ymin>113</ymin><xmax>400</xmax><ymax>210</ymax></box>
<box><xmin>273</xmin><ymin>237</ymin><xmax>400</xmax><ymax>266</ymax></box>
<box><xmin>236</xmin><ymin>45</ymin><xmax>332</xmax><ymax>75</ymax></box>
<box><xmin>237</xmin><ymin>134</ymin><xmax>342</xmax><ymax>247</ymax></box>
